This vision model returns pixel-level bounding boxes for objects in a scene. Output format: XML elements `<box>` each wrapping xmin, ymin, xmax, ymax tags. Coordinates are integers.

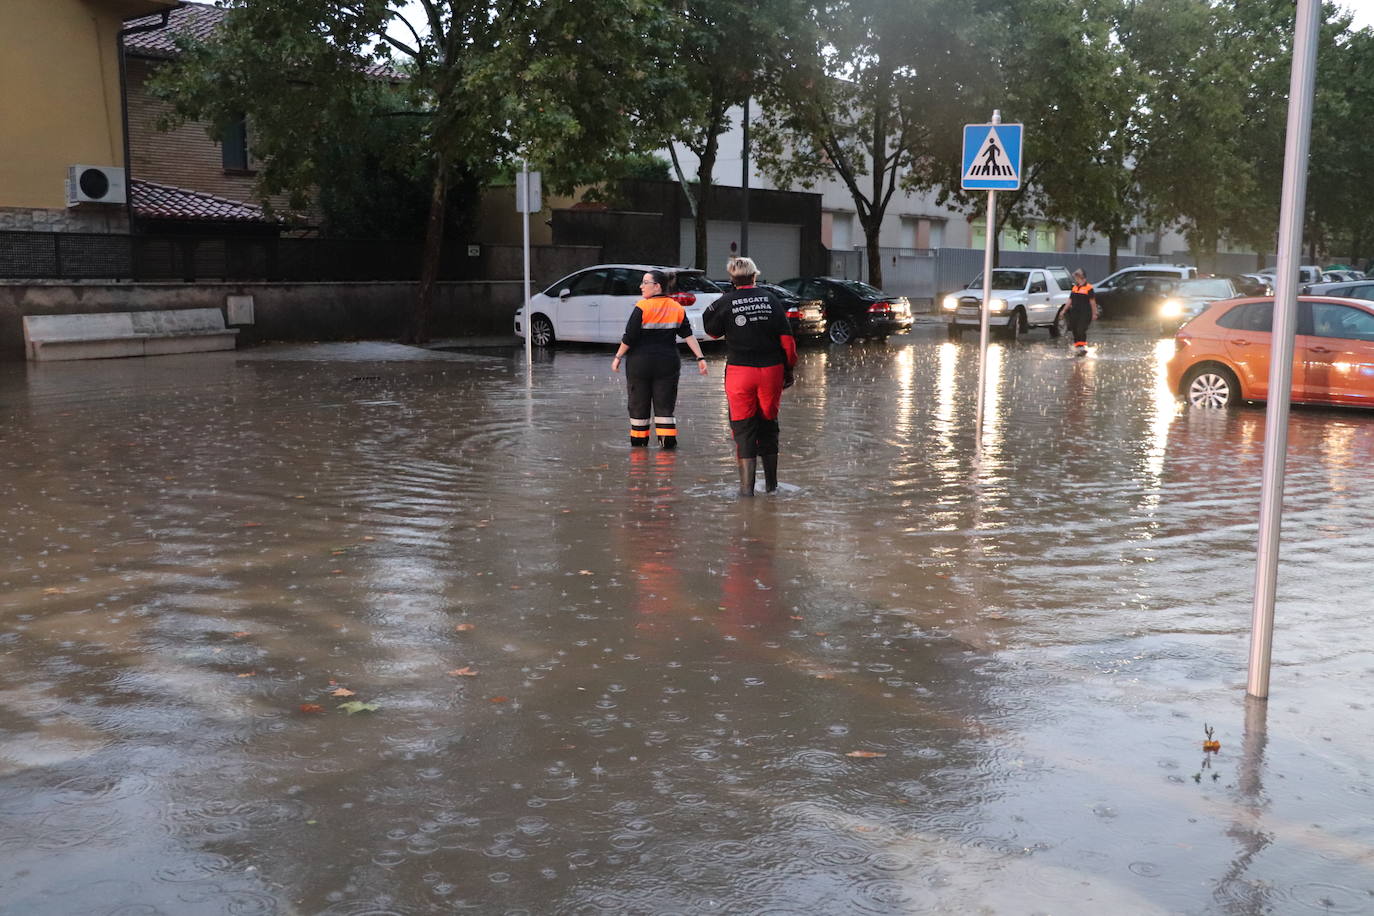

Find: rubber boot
<box><xmin>761</xmin><ymin>454</ymin><xmax>778</xmax><ymax>493</ymax></box>
<box><xmin>737</xmin><ymin>458</ymin><xmax>757</xmax><ymax>498</ymax></box>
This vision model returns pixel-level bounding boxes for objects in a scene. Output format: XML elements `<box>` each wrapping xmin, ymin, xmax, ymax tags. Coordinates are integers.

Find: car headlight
<box><xmin>942</xmin><ymin>295</ymin><xmax>958</xmax><ymax>310</ymax></box>
<box><xmin>1159</xmin><ymin>299</ymin><xmax>1183</xmax><ymax>319</ymax></box>
<box><xmin>988</xmin><ymin>298</ymin><xmax>1006</xmax><ymax>312</ymax></box>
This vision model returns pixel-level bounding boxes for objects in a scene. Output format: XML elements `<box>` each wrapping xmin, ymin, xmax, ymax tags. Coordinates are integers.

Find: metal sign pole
<box><xmin>1247</xmin><ymin>0</ymin><xmax>1319</xmax><ymax>700</ymax></box>
<box><xmin>972</xmin><ymin>110</ymin><xmax>1001</xmax><ymax>460</ymax></box>
<box><xmin>521</xmin><ymin>158</ymin><xmax>533</xmax><ymax>388</ymax></box>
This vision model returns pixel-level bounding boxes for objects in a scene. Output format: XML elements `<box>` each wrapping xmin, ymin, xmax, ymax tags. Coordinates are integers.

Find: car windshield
<box><xmin>968</xmin><ymin>270</ymin><xmax>1028</xmax><ymax>290</ymax></box>
<box><xmin>1177</xmin><ymin>278</ymin><xmax>1233</xmax><ymax>298</ymax></box>
<box><xmin>837</xmin><ymin>280</ymin><xmax>887</xmax><ymax>298</ymax></box>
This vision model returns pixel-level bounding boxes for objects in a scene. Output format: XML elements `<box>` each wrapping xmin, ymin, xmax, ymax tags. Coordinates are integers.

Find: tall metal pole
<box><xmin>1247</xmin><ymin>0</ymin><xmax>1319</xmax><ymax>700</ymax></box>
<box><xmin>741</xmin><ymin>96</ymin><xmax>750</xmax><ymax>257</ymax></box>
<box><xmin>521</xmin><ymin>157</ymin><xmax>533</xmax><ymax>387</ymax></box>
<box><xmin>973</xmin><ymin>110</ymin><xmax>1001</xmax><ymax>460</ymax></box>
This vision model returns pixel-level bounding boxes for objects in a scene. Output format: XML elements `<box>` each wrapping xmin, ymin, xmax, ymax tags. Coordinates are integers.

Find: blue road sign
<box><xmin>962</xmin><ymin>123</ymin><xmax>1023</xmax><ymax>191</ymax></box>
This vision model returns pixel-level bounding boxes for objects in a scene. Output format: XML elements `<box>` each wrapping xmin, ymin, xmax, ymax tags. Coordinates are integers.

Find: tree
<box><xmin>657</xmin><ymin>0</ymin><xmax>807</xmax><ymax>270</ymax></box>
<box><xmin>152</xmin><ymin>0</ymin><xmax>669</xmax><ymax>342</ymax></box>
<box><xmin>925</xmin><ymin>0</ymin><xmax>1123</xmax><ymax>268</ymax></box>
<box><xmin>754</xmin><ymin>0</ymin><xmax>983</xmax><ymax>288</ymax></box>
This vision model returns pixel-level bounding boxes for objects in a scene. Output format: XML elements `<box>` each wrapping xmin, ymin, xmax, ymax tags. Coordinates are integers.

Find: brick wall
<box><xmin>125</xmin><ymin>58</ymin><xmax>299</xmax><ymax>217</ymax></box>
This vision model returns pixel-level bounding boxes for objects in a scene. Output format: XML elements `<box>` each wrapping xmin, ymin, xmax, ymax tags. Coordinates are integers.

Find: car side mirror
<box><xmin>559</xmin><ymin>288</ymin><xmax>572</xmax><ymax>299</ymax></box>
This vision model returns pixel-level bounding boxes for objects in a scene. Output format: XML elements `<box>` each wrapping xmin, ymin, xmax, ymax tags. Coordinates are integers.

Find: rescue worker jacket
<box><xmin>702</xmin><ymin>286</ymin><xmax>797</xmax><ymax>368</ymax></box>
<box><xmin>1067</xmin><ymin>283</ymin><xmax>1095</xmax><ymax>317</ymax></box>
<box><xmin>622</xmin><ymin>296</ymin><xmax>694</xmax><ymax>353</ymax></box>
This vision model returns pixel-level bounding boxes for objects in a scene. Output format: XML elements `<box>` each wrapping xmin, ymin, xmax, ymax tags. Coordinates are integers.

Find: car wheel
<box><xmin>999</xmin><ymin>310</ymin><xmax>1023</xmax><ymax>342</ymax></box>
<box><xmin>828</xmin><ymin>317</ymin><xmax>856</xmax><ymax>345</ymax></box>
<box><xmin>947</xmin><ymin>324</ymin><xmax>962</xmax><ymax>341</ymax></box>
<box><xmin>530</xmin><ymin>314</ymin><xmax>556</xmax><ymax>348</ymax></box>
<box><xmin>1048</xmin><ymin>315</ymin><xmax>1063</xmax><ymax>338</ymax></box>
<box><xmin>1183</xmin><ymin>365</ymin><xmax>1240</xmax><ymax>408</ymax></box>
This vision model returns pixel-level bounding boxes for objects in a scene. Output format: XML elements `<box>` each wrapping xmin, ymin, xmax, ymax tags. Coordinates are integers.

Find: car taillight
<box><xmin>786</xmin><ymin>308</ymin><xmax>802</xmax><ymax>319</ymax></box>
<box><xmin>867</xmin><ymin>301</ymin><xmax>891</xmax><ymax>314</ymax></box>
<box><xmin>670</xmin><ymin>292</ymin><xmax>696</xmax><ymax>307</ymax></box>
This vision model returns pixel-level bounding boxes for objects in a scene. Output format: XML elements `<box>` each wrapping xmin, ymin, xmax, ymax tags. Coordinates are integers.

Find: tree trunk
<box><xmin>406</xmin><ymin>157</ymin><xmax>448</xmax><ymax>345</ymax></box>
<box><xmin>862</xmin><ymin>216</ymin><xmax>883</xmax><ymax>288</ymax></box>
<box><xmin>1107</xmin><ymin>228</ymin><xmax>1121</xmax><ymax>274</ymax></box>
<box><xmin>693</xmin><ymin>138</ymin><xmax>720</xmax><ymax>270</ymax></box>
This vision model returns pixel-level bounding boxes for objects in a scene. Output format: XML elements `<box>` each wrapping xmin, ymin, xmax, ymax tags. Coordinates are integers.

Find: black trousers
<box><xmin>626</xmin><ymin>351</ymin><xmax>681</xmax><ymax>443</ymax></box>
<box><xmin>1067</xmin><ymin>308</ymin><xmax>1092</xmax><ymax>344</ymax></box>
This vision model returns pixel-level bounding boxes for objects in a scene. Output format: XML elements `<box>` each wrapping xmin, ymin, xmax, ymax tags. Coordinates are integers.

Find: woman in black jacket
<box><xmin>611</xmin><ymin>270</ymin><xmax>708</xmax><ymax>448</ymax></box>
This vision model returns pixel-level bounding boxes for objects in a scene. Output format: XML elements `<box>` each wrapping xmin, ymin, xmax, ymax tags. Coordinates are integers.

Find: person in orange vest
<box><xmin>1059</xmin><ymin>268</ymin><xmax>1100</xmax><ymax>356</ymax></box>
<box><xmin>702</xmin><ymin>257</ymin><xmax>797</xmax><ymax>495</ymax></box>
<box><xmin>611</xmin><ymin>270</ymin><xmax>708</xmax><ymax>448</ymax></box>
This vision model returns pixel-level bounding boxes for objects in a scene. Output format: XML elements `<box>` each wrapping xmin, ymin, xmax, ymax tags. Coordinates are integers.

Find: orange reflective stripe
<box><xmin>1072</xmin><ymin>284</ymin><xmax>1093</xmax><ymax>294</ymax></box>
<box><xmin>629</xmin><ymin>428</ymin><xmax>651</xmax><ymax>438</ymax></box>
<box><xmin>637</xmin><ymin>296</ymin><xmax>686</xmax><ymax>329</ymax></box>
<box><xmin>654</xmin><ymin>428</ymin><xmax>676</xmax><ymax>437</ymax></box>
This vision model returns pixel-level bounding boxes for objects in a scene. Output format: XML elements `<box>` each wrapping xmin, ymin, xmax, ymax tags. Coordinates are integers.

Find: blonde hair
<box><xmin>726</xmin><ymin>256</ymin><xmax>759</xmax><ymax>283</ymax></box>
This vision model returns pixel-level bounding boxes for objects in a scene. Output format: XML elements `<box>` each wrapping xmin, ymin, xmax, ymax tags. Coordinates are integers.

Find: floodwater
<box><xmin>2</xmin><ymin>325</ymin><xmax>1373</xmax><ymax>915</ymax></box>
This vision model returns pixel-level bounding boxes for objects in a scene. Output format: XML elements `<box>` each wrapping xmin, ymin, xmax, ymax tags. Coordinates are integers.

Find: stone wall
<box><xmin>0</xmin><ymin>206</ymin><xmax>130</xmax><ymax>234</ymax></box>
<box><xmin>0</xmin><ymin>281</ymin><xmax>523</xmax><ymax>360</ymax></box>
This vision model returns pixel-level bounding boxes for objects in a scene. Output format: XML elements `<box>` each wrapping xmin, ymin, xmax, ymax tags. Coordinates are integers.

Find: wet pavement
<box><xmin>2</xmin><ymin>324</ymin><xmax>1373</xmax><ymax>915</ymax></box>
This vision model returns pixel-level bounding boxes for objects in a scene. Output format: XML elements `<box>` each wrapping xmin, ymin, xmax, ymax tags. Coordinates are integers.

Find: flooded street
<box><xmin>3</xmin><ymin>325</ymin><xmax>1373</xmax><ymax>915</ymax></box>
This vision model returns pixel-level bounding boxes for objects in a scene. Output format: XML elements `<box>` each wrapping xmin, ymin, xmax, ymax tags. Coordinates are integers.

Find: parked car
<box><xmin>775</xmin><ymin>277</ymin><xmax>913</xmax><ymax>344</ymax></box>
<box><xmin>942</xmin><ymin>266</ymin><xmax>1072</xmax><ymax>340</ymax></box>
<box><xmin>1093</xmin><ymin>264</ymin><xmax>1197</xmax><ymax>317</ymax></box>
<box><xmin>1166</xmin><ymin>296</ymin><xmax>1374</xmax><ymax>409</ymax></box>
<box><xmin>1259</xmin><ymin>264</ymin><xmax>1324</xmax><ymax>288</ymax></box>
<box><xmin>1156</xmin><ymin>276</ymin><xmax>1242</xmax><ymax>335</ymax></box>
<box><xmin>1231</xmin><ymin>273</ymin><xmax>1273</xmax><ymax>296</ymax></box>
<box><xmin>515</xmin><ymin>264</ymin><xmax>723</xmax><ymax>346</ymax></box>
<box><xmin>1303</xmin><ymin>279</ymin><xmax>1374</xmax><ymax>300</ymax></box>
<box><xmin>760</xmin><ymin>282</ymin><xmax>827</xmax><ymax>339</ymax></box>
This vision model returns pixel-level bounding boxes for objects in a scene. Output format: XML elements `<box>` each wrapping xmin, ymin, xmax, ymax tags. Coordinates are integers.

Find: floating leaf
<box><xmin>242</xmin><ymin>522</ymin><xmax>261</xmax><ymax>528</ymax></box>
<box><xmin>489</xmin><ymin>696</ymin><xmax>509</xmax><ymax>703</ymax></box>
<box><xmin>237</xmin><ymin>671</ymin><xmax>256</xmax><ymax>678</ymax></box>
<box><xmin>454</xmin><ymin>623</ymin><xmax>475</xmax><ymax>632</ymax></box>
<box><xmin>330</xmin><ymin>687</ymin><xmax>356</xmax><ymax>697</ymax></box>
<box><xmin>337</xmin><ymin>701</ymin><xmax>379</xmax><ymax>715</ymax></box>
<box><xmin>449</xmin><ymin>667</ymin><xmax>479</xmax><ymax>677</ymax></box>
<box><xmin>299</xmin><ymin>703</ymin><xmax>324</xmax><ymax>714</ymax></box>
<box><xmin>232</xmin><ymin>631</ymin><xmax>251</xmax><ymax>638</ymax></box>
<box><xmin>845</xmin><ymin>750</ymin><xmax>886</xmax><ymax>758</ymax></box>
<box><xmin>578</xmin><ymin>570</ymin><xmax>594</xmax><ymax>576</ymax></box>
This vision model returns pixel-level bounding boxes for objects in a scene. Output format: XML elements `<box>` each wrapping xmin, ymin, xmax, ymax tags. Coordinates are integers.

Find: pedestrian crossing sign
<box><xmin>962</xmin><ymin>123</ymin><xmax>1023</xmax><ymax>190</ymax></box>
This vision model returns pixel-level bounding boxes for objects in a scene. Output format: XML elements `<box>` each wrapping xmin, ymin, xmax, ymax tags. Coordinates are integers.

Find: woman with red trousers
<box><xmin>702</xmin><ymin>257</ymin><xmax>797</xmax><ymax>497</ymax></box>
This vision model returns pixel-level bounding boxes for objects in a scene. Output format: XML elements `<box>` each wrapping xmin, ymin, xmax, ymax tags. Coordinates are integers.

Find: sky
<box><xmin>1339</xmin><ymin>0</ymin><xmax>1374</xmax><ymax>29</ymax></box>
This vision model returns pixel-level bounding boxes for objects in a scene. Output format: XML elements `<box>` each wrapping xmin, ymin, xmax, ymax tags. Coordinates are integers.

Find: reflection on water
<box><xmin>2</xmin><ymin>334</ymin><xmax>1374</xmax><ymax>914</ymax></box>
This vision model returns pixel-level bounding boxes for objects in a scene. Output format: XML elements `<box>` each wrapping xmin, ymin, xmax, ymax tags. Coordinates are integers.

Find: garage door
<box><xmin>679</xmin><ymin>220</ymin><xmax>801</xmax><ymax>282</ymax></box>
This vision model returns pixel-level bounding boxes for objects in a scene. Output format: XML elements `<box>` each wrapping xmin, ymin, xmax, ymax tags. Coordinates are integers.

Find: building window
<box><xmin>900</xmin><ymin>217</ymin><xmax>918</xmax><ymax>250</ymax></box>
<box><xmin>928</xmin><ymin>220</ymin><xmax>945</xmax><ymax>249</ymax></box>
<box><xmin>827</xmin><ymin>211</ymin><xmax>854</xmax><ymax>250</ymax></box>
<box><xmin>221</xmin><ymin>116</ymin><xmax>249</xmax><ymax>172</ymax></box>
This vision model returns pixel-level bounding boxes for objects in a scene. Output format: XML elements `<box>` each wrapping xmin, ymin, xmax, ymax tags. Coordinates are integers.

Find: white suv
<box><xmin>515</xmin><ymin>264</ymin><xmax>723</xmax><ymax>346</ymax></box>
<box><xmin>943</xmin><ymin>266</ymin><xmax>1073</xmax><ymax>341</ymax></box>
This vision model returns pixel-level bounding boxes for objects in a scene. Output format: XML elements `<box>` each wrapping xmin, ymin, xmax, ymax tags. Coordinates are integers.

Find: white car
<box><xmin>514</xmin><ymin>264</ymin><xmax>723</xmax><ymax>346</ymax></box>
<box><xmin>943</xmin><ymin>266</ymin><xmax>1072</xmax><ymax>341</ymax></box>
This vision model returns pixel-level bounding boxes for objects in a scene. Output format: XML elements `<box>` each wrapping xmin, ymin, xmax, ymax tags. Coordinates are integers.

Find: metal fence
<box><xmin>0</xmin><ymin>231</ymin><xmax>485</xmax><ymax>283</ymax></box>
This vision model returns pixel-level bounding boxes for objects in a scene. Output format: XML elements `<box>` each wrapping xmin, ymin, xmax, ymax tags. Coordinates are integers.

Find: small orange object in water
<box><xmin>845</xmin><ymin>750</ymin><xmax>887</xmax><ymax>758</ymax></box>
<box><xmin>299</xmin><ymin>704</ymin><xmax>324</xmax><ymax>714</ymax></box>
<box><xmin>1203</xmin><ymin>740</ymin><xmax>1221</xmax><ymax>752</ymax></box>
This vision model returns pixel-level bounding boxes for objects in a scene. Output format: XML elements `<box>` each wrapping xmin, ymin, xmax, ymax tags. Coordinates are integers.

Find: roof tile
<box><xmin>131</xmin><ymin>179</ymin><xmax>272</xmax><ymax>223</ymax></box>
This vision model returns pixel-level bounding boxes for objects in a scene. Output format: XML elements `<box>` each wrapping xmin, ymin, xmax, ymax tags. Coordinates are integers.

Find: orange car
<box><xmin>1167</xmin><ymin>296</ymin><xmax>1374</xmax><ymax>408</ymax></box>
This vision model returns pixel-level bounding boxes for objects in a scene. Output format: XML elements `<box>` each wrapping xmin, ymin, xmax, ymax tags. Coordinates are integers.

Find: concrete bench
<box><xmin>23</xmin><ymin>309</ymin><xmax>239</xmax><ymax>362</ymax></box>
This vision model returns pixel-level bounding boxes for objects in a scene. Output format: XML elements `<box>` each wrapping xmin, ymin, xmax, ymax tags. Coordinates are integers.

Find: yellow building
<box><xmin>0</xmin><ymin>0</ymin><xmax>177</xmax><ymax>232</ymax></box>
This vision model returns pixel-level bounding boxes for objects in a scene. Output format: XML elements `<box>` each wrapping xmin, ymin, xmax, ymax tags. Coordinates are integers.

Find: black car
<box><xmin>708</xmin><ymin>280</ymin><xmax>827</xmax><ymax>339</ymax></box>
<box><xmin>776</xmin><ymin>277</ymin><xmax>914</xmax><ymax>344</ymax></box>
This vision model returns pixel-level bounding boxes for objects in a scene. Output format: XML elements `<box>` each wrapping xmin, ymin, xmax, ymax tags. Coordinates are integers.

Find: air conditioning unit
<box><xmin>67</xmin><ymin>165</ymin><xmax>126</xmax><ymax>206</ymax></box>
